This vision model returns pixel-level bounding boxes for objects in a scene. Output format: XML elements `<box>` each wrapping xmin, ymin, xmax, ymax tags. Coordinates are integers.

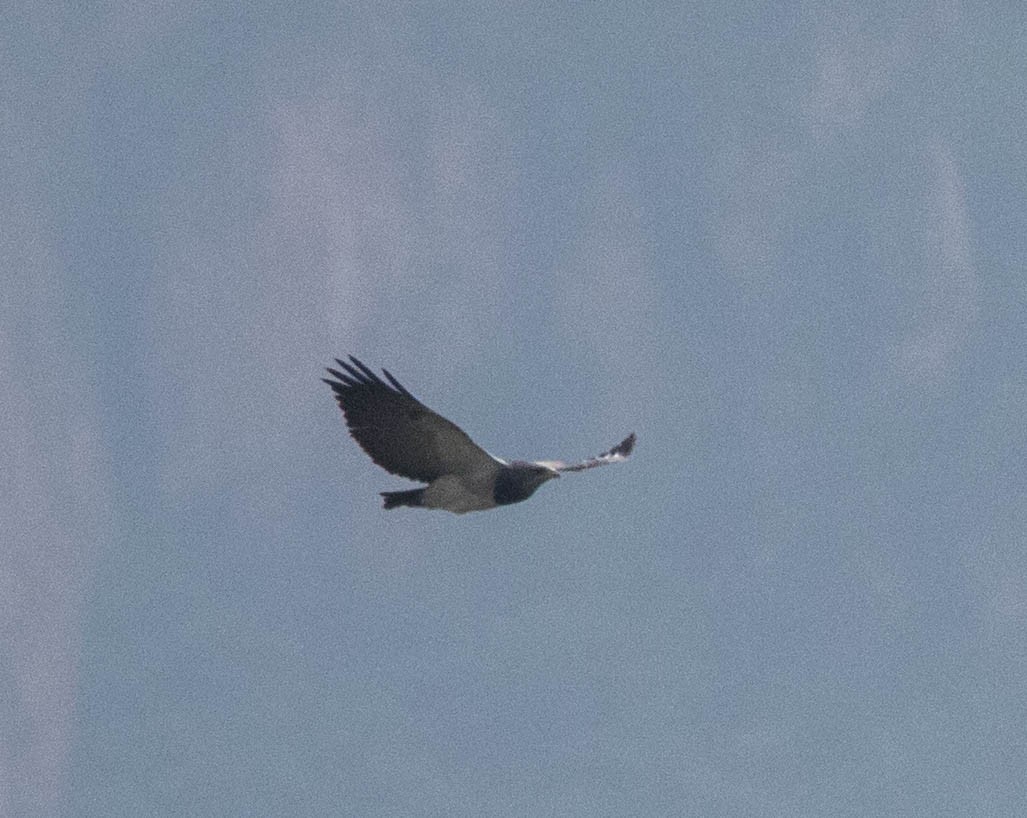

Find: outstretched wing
<box><xmin>323</xmin><ymin>356</ymin><xmax>500</xmax><ymax>482</ymax></box>
<box><xmin>535</xmin><ymin>432</ymin><xmax>637</xmax><ymax>473</ymax></box>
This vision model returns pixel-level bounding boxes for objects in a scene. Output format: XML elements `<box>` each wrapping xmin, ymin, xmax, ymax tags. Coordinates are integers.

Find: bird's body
<box><xmin>425</xmin><ymin>469</ymin><xmax>508</xmax><ymax>513</ymax></box>
<box><xmin>323</xmin><ymin>356</ymin><xmax>635</xmax><ymax>514</ymax></box>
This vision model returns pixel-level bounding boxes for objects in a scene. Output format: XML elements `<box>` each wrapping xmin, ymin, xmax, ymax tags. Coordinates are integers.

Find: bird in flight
<box><xmin>323</xmin><ymin>356</ymin><xmax>636</xmax><ymax>514</ymax></box>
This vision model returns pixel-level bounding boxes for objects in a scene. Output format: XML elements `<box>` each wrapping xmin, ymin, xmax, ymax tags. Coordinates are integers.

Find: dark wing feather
<box><xmin>539</xmin><ymin>432</ymin><xmax>636</xmax><ymax>473</ymax></box>
<box><xmin>323</xmin><ymin>356</ymin><xmax>498</xmax><ymax>482</ymax></box>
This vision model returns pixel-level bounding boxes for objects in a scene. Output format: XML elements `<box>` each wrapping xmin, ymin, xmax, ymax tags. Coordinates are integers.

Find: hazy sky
<box><xmin>4</xmin><ymin>4</ymin><xmax>1026</xmax><ymax>815</ymax></box>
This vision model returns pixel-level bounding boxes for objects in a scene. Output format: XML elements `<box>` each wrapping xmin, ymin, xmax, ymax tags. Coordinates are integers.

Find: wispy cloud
<box><xmin>262</xmin><ymin>65</ymin><xmax>517</xmax><ymax>380</ymax></box>
<box><xmin>801</xmin><ymin>10</ymin><xmax>899</xmax><ymax>135</ymax></box>
<box><xmin>0</xmin><ymin>8</ymin><xmax>130</xmax><ymax>809</ymax></box>
<box><xmin>896</xmin><ymin>142</ymin><xmax>979</xmax><ymax>382</ymax></box>
<box><xmin>0</xmin><ymin>216</ymin><xmax>110</xmax><ymax>817</ymax></box>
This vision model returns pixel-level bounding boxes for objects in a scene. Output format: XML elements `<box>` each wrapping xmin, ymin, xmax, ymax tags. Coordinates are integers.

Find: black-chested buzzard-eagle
<box><xmin>323</xmin><ymin>356</ymin><xmax>635</xmax><ymax>513</ymax></box>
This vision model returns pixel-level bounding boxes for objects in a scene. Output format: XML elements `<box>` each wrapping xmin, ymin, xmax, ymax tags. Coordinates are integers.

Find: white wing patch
<box><xmin>535</xmin><ymin>433</ymin><xmax>636</xmax><ymax>473</ymax></box>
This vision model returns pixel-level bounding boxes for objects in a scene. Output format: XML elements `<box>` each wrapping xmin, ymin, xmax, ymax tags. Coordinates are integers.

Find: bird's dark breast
<box><xmin>492</xmin><ymin>467</ymin><xmax>539</xmax><ymax>506</ymax></box>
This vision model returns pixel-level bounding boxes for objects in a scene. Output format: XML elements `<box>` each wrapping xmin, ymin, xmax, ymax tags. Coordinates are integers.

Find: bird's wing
<box><xmin>535</xmin><ymin>432</ymin><xmax>637</xmax><ymax>473</ymax></box>
<box><xmin>323</xmin><ymin>356</ymin><xmax>501</xmax><ymax>482</ymax></box>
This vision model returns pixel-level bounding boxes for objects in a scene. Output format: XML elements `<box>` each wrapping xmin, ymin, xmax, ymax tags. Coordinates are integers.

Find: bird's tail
<box><xmin>381</xmin><ymin>489</ymin><xmax>426</xmax><ymax>510</ymax></box>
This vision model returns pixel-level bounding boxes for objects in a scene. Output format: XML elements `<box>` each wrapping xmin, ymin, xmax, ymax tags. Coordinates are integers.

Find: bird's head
<box><xmin>529</xmin><ymin>461</ymin><xmax>561</xmax><ymax>477</ymax></box>
<box><xmin>535</xmin><ymin>463</ymin><xmax>561</xmax><ymax>480</ymax></box>
<box><xmin>521</xmin><ymin>463</ymin><xmax>560</xmax><ymax>500</ymax></box>
<box><xmin>493</xmin><ymin>461</ymin><xmax>560</xmax><ymax>506</ymax></box>
<box><xmin>514</xmin><ymin>461</ymin><xmax>561</xmax><ymax>487</ymax></box>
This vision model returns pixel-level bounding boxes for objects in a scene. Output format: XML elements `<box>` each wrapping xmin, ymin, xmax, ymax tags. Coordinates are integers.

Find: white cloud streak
<box><xmin>262</xmin><ymin>67</ymin><xmax>517</xmax><ymax>381</ymax></box>
<box><xmin>801</xmin><ymin>9</ymin><xmax>900</xmax><ymax>134</ymax></box>
<box><xmin>0</xmin><ymin>208</ymin><xmax>110</xmax><ymax>817</ymax></box>
<box><xmin>897</xmin><ymin>142</ymin><xmax>979</xmax><ymax>382</ymax></box>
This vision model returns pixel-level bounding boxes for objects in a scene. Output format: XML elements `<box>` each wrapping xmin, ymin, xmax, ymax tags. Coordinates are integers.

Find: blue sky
<box><xmin>4</xmin><ymin>4</ymin><xmax>1026</xmax><ymax>815</ymax></box>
